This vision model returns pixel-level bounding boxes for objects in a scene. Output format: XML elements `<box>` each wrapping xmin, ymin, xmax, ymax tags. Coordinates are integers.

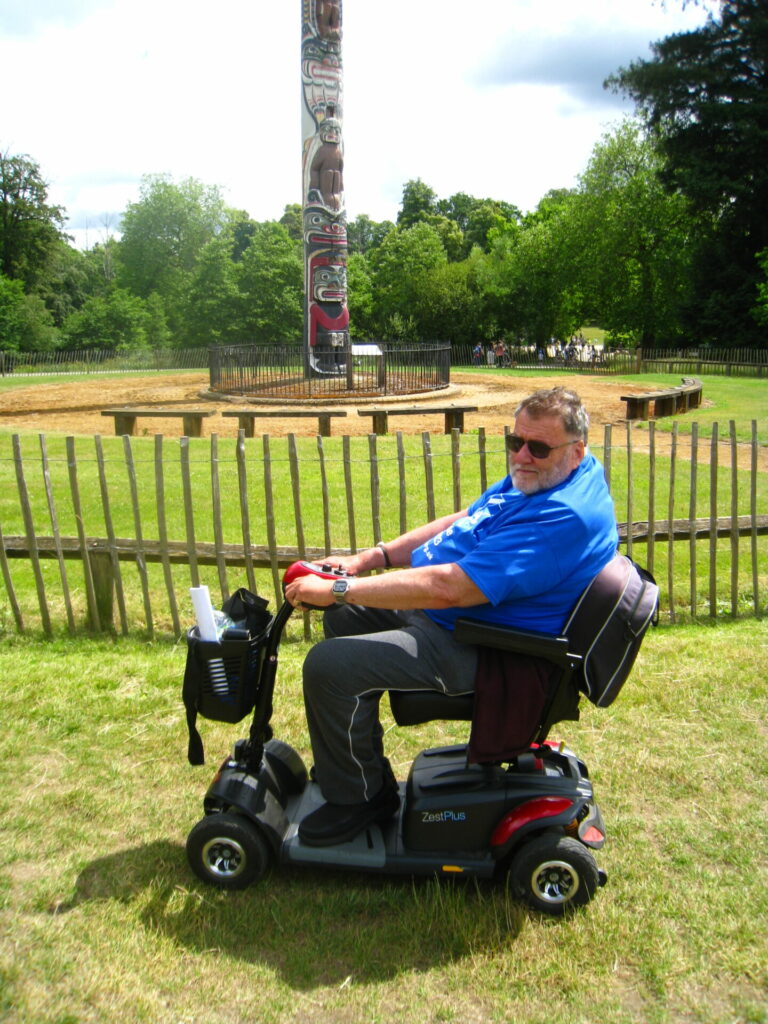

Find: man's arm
<box><xmin>318</xmin><ymin>509</ymin><xmax>468</xmax><ymax>576</ymax></box>
<box><xmin>284</xmin><ymin>560</ymin><xmax>487</xmax><ymax>611</ymax></box>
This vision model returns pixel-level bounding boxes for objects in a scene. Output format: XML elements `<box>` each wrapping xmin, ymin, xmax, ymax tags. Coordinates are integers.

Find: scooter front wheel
<box><xmin>509</xmin><ymin>835</ymin><xmax>599</xmax><ymax>915</ymax></box>
<box><xmin>186</xmin><ymin>812</ymin><xmax>271</xmax><ymax>890</ymax></box>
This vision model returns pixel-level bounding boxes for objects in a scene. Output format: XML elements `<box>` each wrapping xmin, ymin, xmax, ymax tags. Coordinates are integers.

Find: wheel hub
<box><xmin>201</xmin><ymin>836</ymin><xmax>247</xmax><ymax>880</ymax></box>
<box><xmin>531</xmin><ymin>858</ymin><xmax>581</xmax><ymax>904</ymax></box>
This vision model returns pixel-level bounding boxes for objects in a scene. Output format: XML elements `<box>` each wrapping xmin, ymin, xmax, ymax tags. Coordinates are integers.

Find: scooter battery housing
<box><xmin>403</xmin><ymin>745</ymin><xmax>510</xmax><ymax>852</ymax></box>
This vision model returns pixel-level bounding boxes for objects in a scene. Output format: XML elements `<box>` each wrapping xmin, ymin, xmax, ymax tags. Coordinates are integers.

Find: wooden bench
<box><xmin>221</xmin><ymin>409</ymin><xmax>347</xmax><ymax>437</ymax></box>
<box><xmin>101</xmin><ymin>408</ymin><xmax>214</xmax><ymax>437</ymax></box>
<box><xmin>357</xmin><ymin>404</ymin><xmax>478</xmax><ymax>435</ymax></box>
<box><xmin>620</xmin><ymin>378</ymin><xmax>703</xmax><ymax>420</ymax></box>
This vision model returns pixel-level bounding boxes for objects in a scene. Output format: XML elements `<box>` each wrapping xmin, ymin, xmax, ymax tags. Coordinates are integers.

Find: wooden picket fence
<box><xmin>0</xmin><ymin>422</ymin><xmax>765</xmax><ymax>637</ymax></box>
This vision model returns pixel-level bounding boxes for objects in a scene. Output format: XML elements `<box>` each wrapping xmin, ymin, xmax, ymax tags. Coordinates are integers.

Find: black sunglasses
<box><xmin>505</xmin><ymin>434</ymin><xmax>580</xmax><ymax>460</ymax></box>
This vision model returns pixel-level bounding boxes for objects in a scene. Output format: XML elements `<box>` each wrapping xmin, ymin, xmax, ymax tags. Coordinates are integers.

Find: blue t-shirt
<box><xmin>411</xmin><ymin>453</ymin><xmax>618</xmax><ymax>634</ymax></box>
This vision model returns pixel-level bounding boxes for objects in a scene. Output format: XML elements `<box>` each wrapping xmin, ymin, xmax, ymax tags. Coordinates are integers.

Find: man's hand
<box><xmin>284</xmin><ymin>573</ymin><xmax>338</xmax><ymax>610</ymax></box>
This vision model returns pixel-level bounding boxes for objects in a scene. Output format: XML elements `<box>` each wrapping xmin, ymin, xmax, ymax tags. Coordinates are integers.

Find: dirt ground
<box><xmin>0</xmin><ymin>371</ymin><xmax>649</xmax><ymax>438</ymax></box>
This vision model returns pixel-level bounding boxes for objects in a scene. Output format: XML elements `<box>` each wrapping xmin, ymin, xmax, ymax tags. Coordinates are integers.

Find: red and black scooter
<box><xmin>183</xmin><ymin>561</ymin><xmax>608</xmax><ymax>915</ymax></box>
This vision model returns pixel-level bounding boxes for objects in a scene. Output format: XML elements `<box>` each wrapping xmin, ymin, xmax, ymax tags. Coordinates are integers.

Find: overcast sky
<box><xmin>0</xmin><ymin>0</ymin><xmax>713</xmax><ymax>249</ymax></box>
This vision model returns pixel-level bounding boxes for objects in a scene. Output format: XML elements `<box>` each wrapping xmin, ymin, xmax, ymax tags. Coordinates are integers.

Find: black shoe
<box><xmin>298</xmin><ymin>782</ymin><xmax>400</xmax><ymax>847</ymax></box>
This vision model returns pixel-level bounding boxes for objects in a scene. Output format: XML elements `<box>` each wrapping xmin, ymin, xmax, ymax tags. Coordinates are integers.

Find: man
<box><xmin>284</xmin><ymin>387</ymin><xmax>618</xmax><ymax>846</ymax></box>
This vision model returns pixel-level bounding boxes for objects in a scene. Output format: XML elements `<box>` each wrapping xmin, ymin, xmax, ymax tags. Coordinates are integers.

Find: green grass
<box><xmin>0</xmin><ymin>619</ymin><xmax>766</xmax><ymax>1023</ymax></box>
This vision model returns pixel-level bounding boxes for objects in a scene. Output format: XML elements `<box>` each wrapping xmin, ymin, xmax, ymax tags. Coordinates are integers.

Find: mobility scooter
<box><xmin>182</xmin><ymin>557</ymin><xmax>656</xmax><ymax>915</ymax></box>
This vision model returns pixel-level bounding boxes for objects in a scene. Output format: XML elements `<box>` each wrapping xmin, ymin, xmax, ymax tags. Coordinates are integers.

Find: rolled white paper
<box><xmin>190</xmin><ymin>585</ymin><xmax>218</xmax><ymax>642</ymax></box>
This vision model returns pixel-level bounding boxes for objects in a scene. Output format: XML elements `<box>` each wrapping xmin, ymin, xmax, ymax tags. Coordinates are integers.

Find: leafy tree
<box><xmin>346</xmin><ymin>252</ymin><xmax>376</xmax><ymax>337</ymax></box>
<box><xmin>410</xmin><ymin>254</ymin><xmax>493</xmax><ymax>345</ymax></box>
<box><xmin>183</xmin><ymin>235</ymin><xmax>242</xmax><ymax>347</ymax></box>
<box><xmin>36</xmin><ymin>241</ymin><xmax>90</xmax><ymax>327</ymax></box>
<box><xmin>0</xmin><ymin>273</ymin><xmax>57</xmax><ymax>351</ymax></box>
<box><xmin>478</xmin><ymin>212</ymin><xmax>579</xmax><ymax>346</ymax></box>
<box><xmin>61</xmin><ymin>288</ymin><xmax>155</xmax><ymax>351</ymax></box>
<box><xmin>463</xmin><ymin>200</ymin><xmax>521</xmax><ymax>254</ymax></box>
<box><xmin>435</xmin><ymin>192</ymin><xmax>479</xmax><ymax>232</ymax></box>
<box><xmin>117</xmin><ymin>175</ymin><xmax>227</xmax><ymax>328</ymax></box>
<box><xmin>607</xmin><ymin>0</ymin><xmax>768</xmax><ymax>345</ymax></box>
<box><xmin>753</xmin><ymin>247</ymin><xmax>768</xmax><ymax>325</ymax></box>
<box><xmin>422</xmin><ymin>214</ymin><xmax>465</xmax><ymax>262</ymax></box>
<box><xmin>370</xmin><ymin>221</ymin><xmax>447</xmax><ymax>329</ymax></box>
<box><xmin>278</xmin><ymin>203</ymin><xmax>303</xmax><ymax>242</ymax></box>
<box><xmin>571</xmin><ymin>121</ymin><xmax>694</xmax><ymax>346</ymax></box>
<box><xmin>235</xmin><ymin>222</ymin><xmax>303</xmax><ymax>344</ymax></box>
<box><xmin>347</xmin><ymin>214</ymin><xmax>394</xmax><ymax>255</ymax></box>
<box><xmin>0</xmin><ymin>151</ymin><xmax>66</xmax><ymax>290</ymax></box>
<box><xmin>225</xmin><ymin>209</ymin><xmax>258</xmax><ymax>262</ymax></box>
<box><xmin>397</xmin><ymin>179</ymin><xmax>438</xmax><ymax>229</ymax></box>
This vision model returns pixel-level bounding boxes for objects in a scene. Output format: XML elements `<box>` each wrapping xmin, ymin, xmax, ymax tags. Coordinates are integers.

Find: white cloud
<box><xmin>0</xmin><ymin>0</ymin><xmax>712</xmax><ymax>248</ymax></box>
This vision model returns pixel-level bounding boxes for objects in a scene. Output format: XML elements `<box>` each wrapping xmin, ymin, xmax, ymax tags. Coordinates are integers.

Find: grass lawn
<box><xmin>1</xmin><ymin>618</ymin><xmax>766</xmax><ymax>1024</ymax></box>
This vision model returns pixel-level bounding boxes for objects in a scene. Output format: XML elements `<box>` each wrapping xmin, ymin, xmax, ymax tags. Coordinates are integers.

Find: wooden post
<box><xmin>90</xmin><ymin>550</ymin><xmax>115</xmax><ymax>631</ymax></box>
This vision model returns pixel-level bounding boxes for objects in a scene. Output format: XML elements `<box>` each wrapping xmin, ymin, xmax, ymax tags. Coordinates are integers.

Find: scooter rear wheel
<box><xmin>509</xmin><ymin>835</ymin><xmax>599</xmax><ymax>915</ymax></box>
<box><xmin>186</xmin><ymin>812</ymin><xmax>271</xmax><ymax>890</ymax></box>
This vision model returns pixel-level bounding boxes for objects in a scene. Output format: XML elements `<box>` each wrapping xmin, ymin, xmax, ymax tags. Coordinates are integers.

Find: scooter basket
<box><xmin>184</xmin><ymin>622</ymin><xmax>271</xmax><ymax>725</ymax></box>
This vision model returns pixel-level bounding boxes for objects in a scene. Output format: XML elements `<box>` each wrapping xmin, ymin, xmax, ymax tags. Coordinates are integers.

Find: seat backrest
<box><xmin>562</xmin><ymin>553</ymin><xmax>659</xmax><ymax>707</ymax></box>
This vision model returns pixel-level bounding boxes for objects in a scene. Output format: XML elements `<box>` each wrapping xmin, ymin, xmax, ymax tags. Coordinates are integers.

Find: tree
<box><xmin>61</xmin><ymin>289</ymin><xmax>156</xmax><ymax>351</ymax></box>
<box><xmin>369</xmin><ymin>222</ymin><xmax>447</xmax><ymax>331</ymax></box>
<box><xmin>235</xmin><ymin>222</ymin><xmax>303</xmax><ymax>344</ymax></box>
<box><xmin>278</xmin><ymin>203</ymin><xmax>303</xmax><ymax>241</ymax></box>
<box><xmin>397</xmin><ymin>179</ymin><xmax>437</xmax><ymax>229</ymax></box>
<box><xmin>346</xmin><ymin>252</ymin><xmax>376</xmax><ymax>337</ymax></box>
<box><xmin>410</xmin><ymin>253</ymin><xmax>494</xmax><ymax>346</ymax></box>
<box><xmin>478</xmin><ymin>207</ymin><xmax>582</xmax><ymax>346</ymax></box>
<box><xmin>0</xmin><ymin>273</ymin><xmax>58</xmax><ymax>351</ymax></box>
<box><xmin>347</xmin><ymin>214</ymin><xmax>394</xmax><ymax>255</ymax></box>
<box><xmin>570</xmin><ymin>121</ymin><xmax>694</xmax><ymax>346</ymax></box>
<box><xmin>0</xmin><ymin>151</ymin><xmax>66</xmax><ymax>290</ymax></box>
<box><xmin>117</xmin><ymin>174</ymin><xmax>227</xmax><ymax>310</ymax></box>
<box><xmin>183</xmin><ymin>235</ymin><xmax>242</xmax><ymax>347</ymax></box>
<box><xmin>607</xmin><ymin>0</ymin><xmax>768</xmax><ymax>345</ymax></box>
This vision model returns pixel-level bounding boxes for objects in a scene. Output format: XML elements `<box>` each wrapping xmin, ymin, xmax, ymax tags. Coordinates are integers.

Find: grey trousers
<box><xmin>302</xmin><ymin>604</ymin><xmax>478</xmax><ymax>805</ymax></box>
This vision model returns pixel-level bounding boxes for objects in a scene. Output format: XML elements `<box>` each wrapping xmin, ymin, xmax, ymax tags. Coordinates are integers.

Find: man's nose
<box><xmin>512</xmin><ymin>441</ymin><xmax>535</xmax><ymax>463</ymax></box>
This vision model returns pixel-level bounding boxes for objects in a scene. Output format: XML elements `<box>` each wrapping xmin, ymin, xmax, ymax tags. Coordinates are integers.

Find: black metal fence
<box><xmin>3</xmin><ymin>343</ymin><xmax>766</xmax><ymax>381</ymax></box>
<box><xmin>0</xmin><ymin>347</ymin><xmax>212</xmax><ymax>375</ymax></box>
<box><xmin>208</xmin><ymin>342</ymin><xmax>451</xmax><ymax>399</ymax></box>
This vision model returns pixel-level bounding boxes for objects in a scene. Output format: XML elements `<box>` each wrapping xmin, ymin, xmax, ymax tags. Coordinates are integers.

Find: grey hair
<box><xmin>514</xmin><ymin>387</ymin><xmax>589</xmax><ymax>442</ymax></box>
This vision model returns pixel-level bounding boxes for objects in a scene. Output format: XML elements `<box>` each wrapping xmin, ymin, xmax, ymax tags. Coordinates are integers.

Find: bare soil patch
<box><xmin>0</xmin><ymin>371</ymin><xmax>643</xmax><ymax>438</ymax></box>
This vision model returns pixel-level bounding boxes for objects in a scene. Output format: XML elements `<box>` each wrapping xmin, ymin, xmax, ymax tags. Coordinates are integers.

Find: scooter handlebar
<box><xmin>282</xmin><ymin>560</ymin><xmax>355</xmax><ymax>610</ymax></box>
<box><xmin>282</xmin><ymin>560</ymin><xmax>354</xmax><ymax>587</ymax></box>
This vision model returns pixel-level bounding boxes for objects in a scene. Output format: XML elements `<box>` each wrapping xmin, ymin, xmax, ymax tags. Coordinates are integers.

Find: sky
<box><xmin>0</xmin><ymin>0</ymin><xmax>714</xmax><ymax>250</ymax></box>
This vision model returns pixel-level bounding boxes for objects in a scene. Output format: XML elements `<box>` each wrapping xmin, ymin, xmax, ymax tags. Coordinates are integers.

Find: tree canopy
<box><xmin>607</xmin><ymin>0</ymin><xmax>768</xmax><ymax>345</ymax></box>
<box><xmin>2</xmin><ymin>3</ymin><xmax>768</xmax><ymax>355</ymax></box>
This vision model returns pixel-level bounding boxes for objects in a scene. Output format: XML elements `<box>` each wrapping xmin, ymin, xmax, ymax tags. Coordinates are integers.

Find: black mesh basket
<box><xmin>184</xmin><ymin>616</ymin><xmax>272</xmax><ymax>725</ymax></box>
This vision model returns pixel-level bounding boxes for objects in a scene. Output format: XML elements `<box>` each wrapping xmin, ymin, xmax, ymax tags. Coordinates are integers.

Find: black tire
<box><xmin>186</xmin><ymin>812</ymin><xmax>271</xmax><ymax>890</ymax></box>
<box><xmin>509</xmin><ymin>835</ymin><xmax>599</xmax><ymax>915</ymax></box>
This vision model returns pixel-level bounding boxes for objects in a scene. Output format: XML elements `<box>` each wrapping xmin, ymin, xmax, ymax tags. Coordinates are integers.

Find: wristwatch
<box><xmin>331</xmin><ymin>578</ymin><xmax>351</xmax><ymax>604</ymax></box>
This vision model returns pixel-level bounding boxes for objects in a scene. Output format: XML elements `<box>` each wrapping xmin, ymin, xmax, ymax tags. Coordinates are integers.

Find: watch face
<box><xmin>332</xmin><ymin>579</ymin><xmax>348</xmax><ymax>594</ymax></box>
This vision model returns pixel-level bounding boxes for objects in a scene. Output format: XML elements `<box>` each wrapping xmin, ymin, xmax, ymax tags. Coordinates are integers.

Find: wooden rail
<box><xmin>0</xmin><ymin>421</ymin><xmax>765</xmax><ymax>635</ymax></box>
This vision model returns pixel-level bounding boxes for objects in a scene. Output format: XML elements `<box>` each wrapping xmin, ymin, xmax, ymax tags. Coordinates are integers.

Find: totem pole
<box><xmin>301</xmin><ymin>0</ymin><xmax>349</xmax><ymax>377</ymax></box>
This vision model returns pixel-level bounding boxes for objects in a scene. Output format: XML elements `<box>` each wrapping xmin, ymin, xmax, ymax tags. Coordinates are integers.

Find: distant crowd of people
<box><xmin>471</xmin><ymin>336</ymin><xmax>603</xmax><ymax>368</ymax></box>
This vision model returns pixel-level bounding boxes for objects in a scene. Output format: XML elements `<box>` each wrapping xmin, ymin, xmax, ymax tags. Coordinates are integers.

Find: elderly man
<box><xmin>284</xmin><ymin>387</ymin><xmax>619</xmax><ymax>846</ymax></box>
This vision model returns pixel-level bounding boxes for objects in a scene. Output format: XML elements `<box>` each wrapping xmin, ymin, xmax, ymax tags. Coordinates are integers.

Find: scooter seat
<box><xmin>389</xmin><ymin>690</ymin><xmax>474</xmax><ymax>727</ymax></box>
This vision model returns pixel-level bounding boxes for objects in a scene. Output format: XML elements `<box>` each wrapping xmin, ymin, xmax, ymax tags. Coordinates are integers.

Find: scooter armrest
<box><xmin>453</xmin><ymin>618</ymin><xmax>579</xmax><ymax>672</ymax></box>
